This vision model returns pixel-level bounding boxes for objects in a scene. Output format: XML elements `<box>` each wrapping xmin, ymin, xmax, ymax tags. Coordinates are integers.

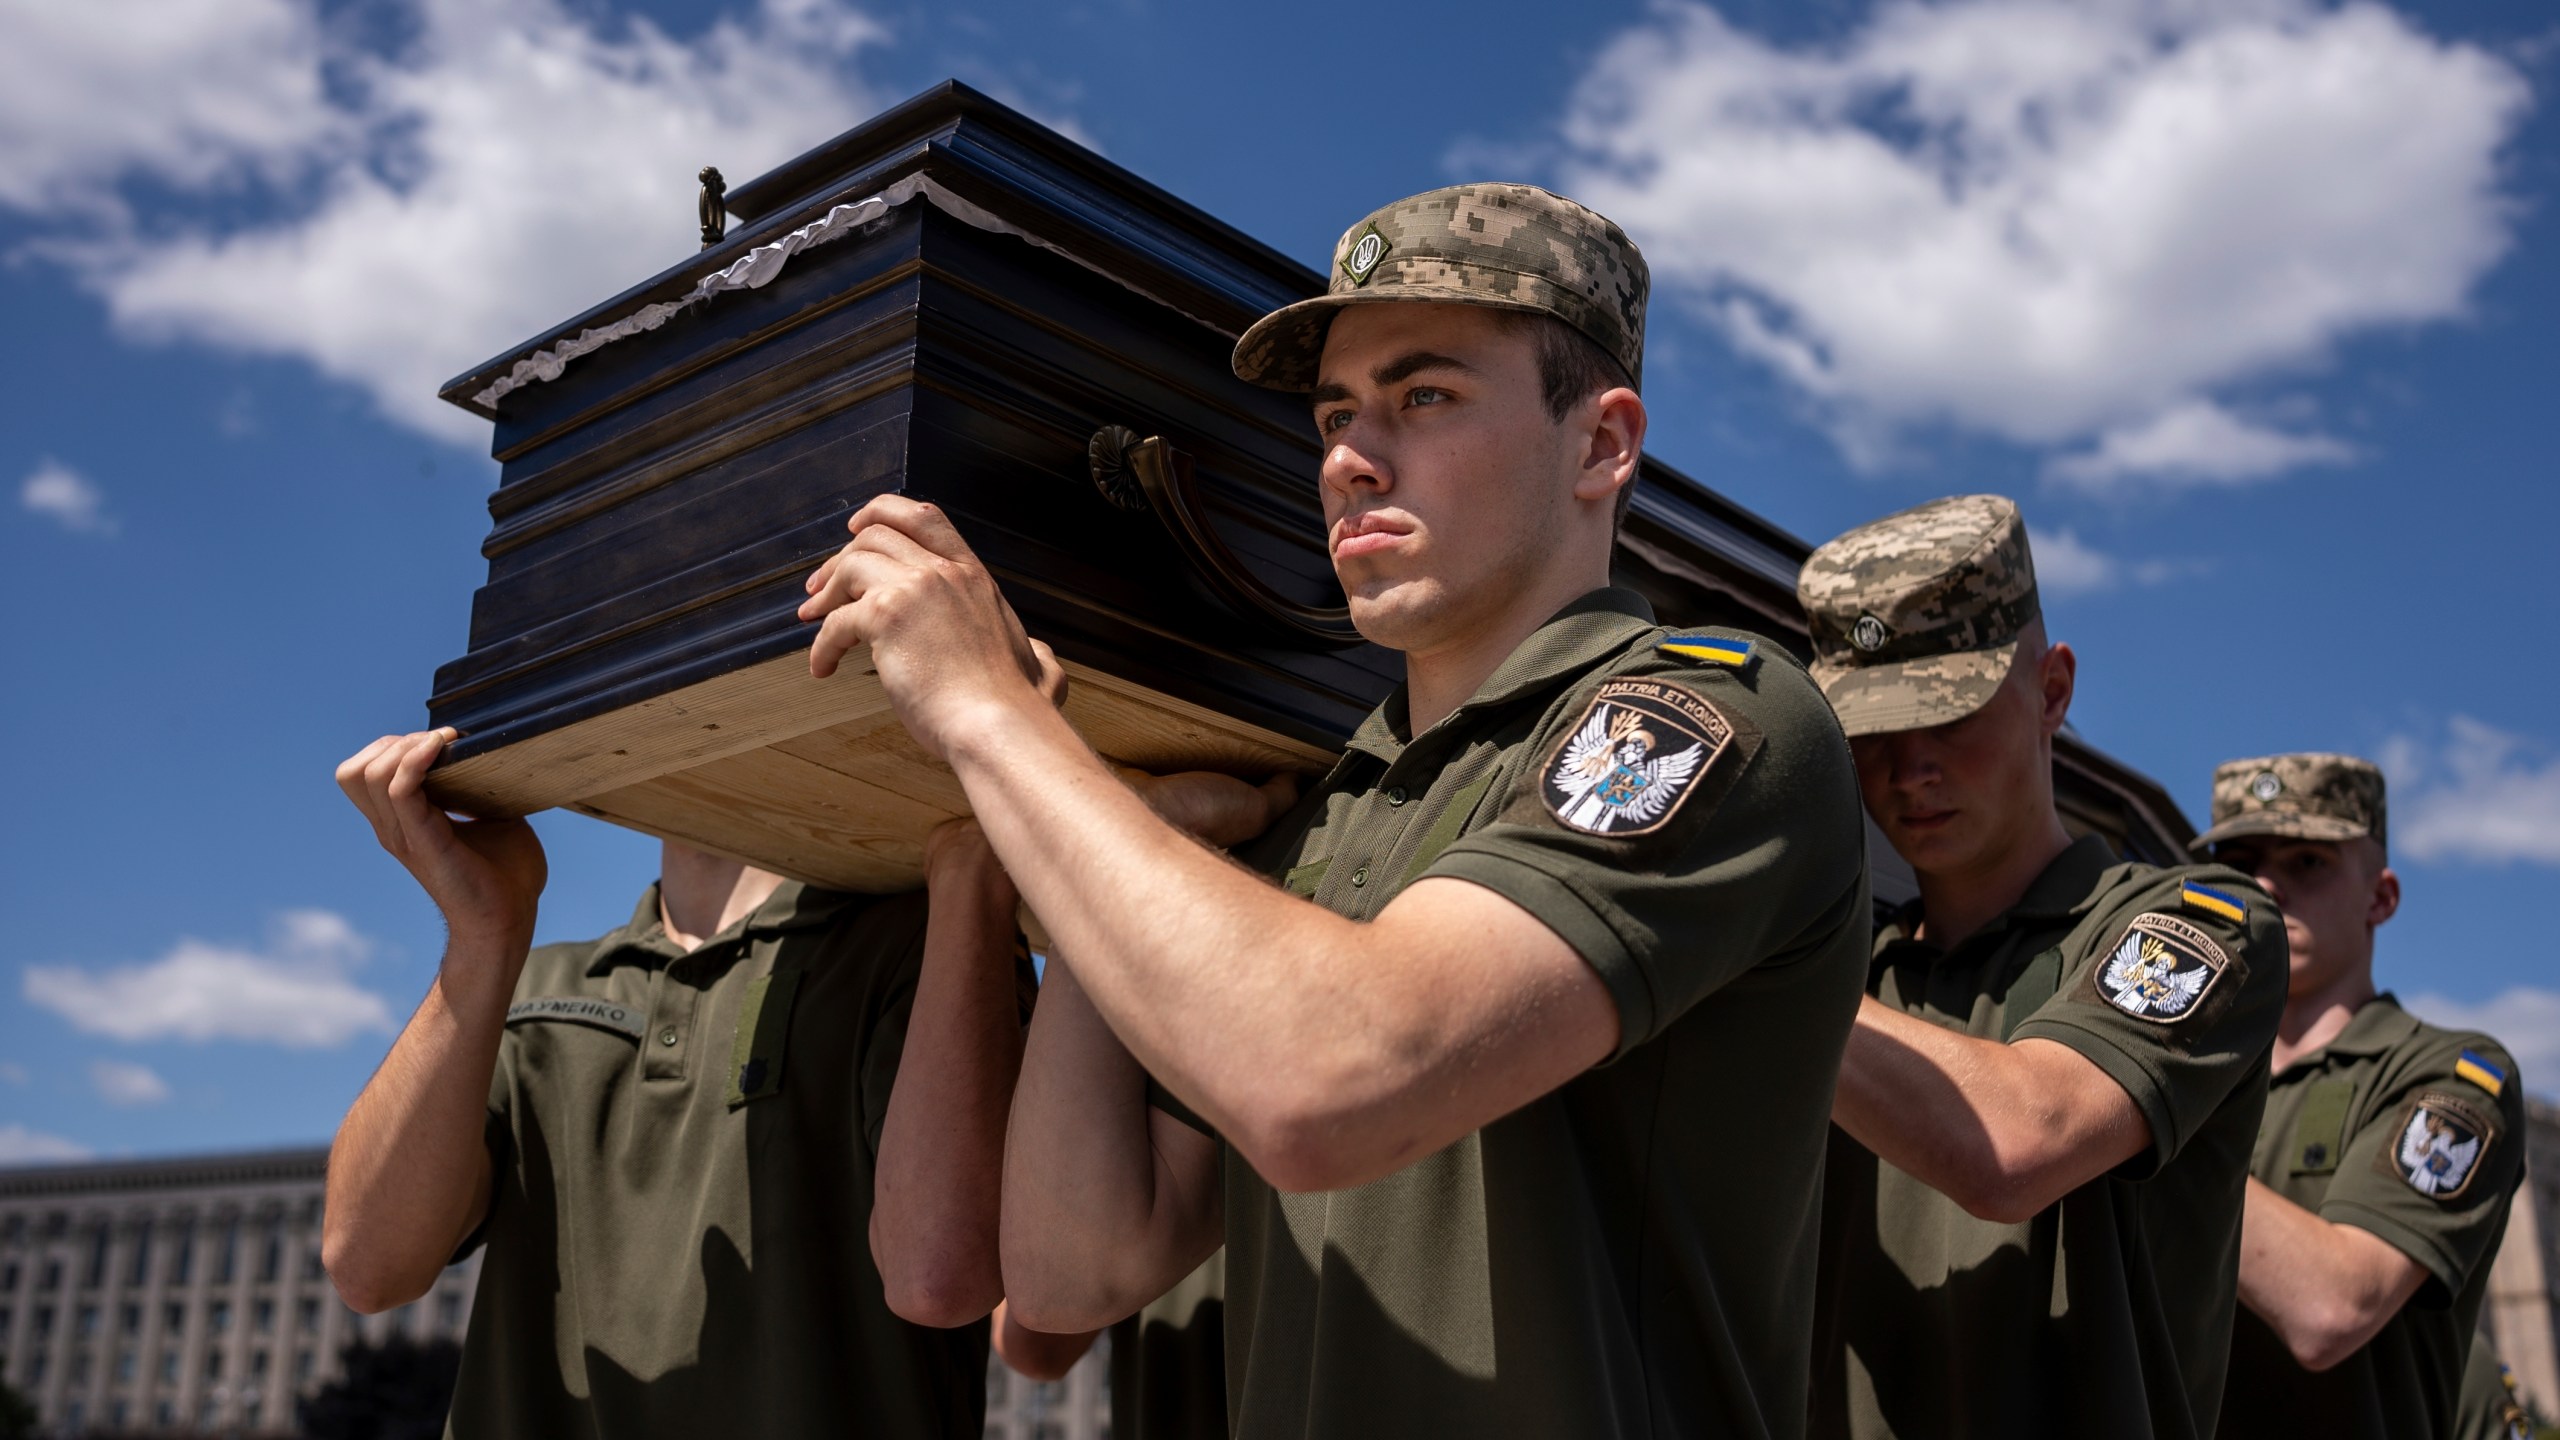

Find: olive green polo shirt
<box><xmin>2453</xmin><ymin>1337</ymin><xmax>2534</xmax><ymax>1440</ymax></box>
<box><xmin>1108</xmin><ymin>1252</ymin><xmax>1225</xmax><ymax>1440</ymax></box>
<box><xmin>2220</xmin><ymin>994</ymin><xmax>2526</xmax><ymax>1439</ymax></box>
<box><xmin>446</xmin><ymin>881</ymin><xmax>997</xmax><ymax>1440</ymax></box>
<box><xmin>1809</xmin><ymin>835</ymin><xmax>2288</xmax><ymax>1440</ymax></box>
<box><xmin>1188</xmin><ymin>587</ymin><xmax>1872</xmax><ymax>1439</ymax></box>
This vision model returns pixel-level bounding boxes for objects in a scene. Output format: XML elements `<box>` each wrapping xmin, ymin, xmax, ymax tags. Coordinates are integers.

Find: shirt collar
<box><xmin>1345</xmin><ymin>587</ymin><xmax>1658</xmax><ymax>766</ymax></box>
<box><xmin>2305</xmin><ymin>992</ymin><xmax>2420</xmax><ymax>1061</ymax></box>
<box><xmin>1877</xmin><ymin>833</ymin><xmax>2122</xmax><ymax>948</ymax></box>
<box><xmin>585</xmin><ymin>879</ymin><xmax>863</xmax><ymax>975</ymax></box>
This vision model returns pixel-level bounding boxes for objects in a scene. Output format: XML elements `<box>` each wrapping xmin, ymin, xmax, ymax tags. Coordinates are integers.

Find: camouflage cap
<box><xmin>1231</xmin><ymin>183</ymin><xmax>1648</xmax><ymax>392</ymax></box>
<box><xmin>2192</xmin><ymin>753</ymin><xmax>2388</xmax><ymax>853</ymax></box>
<box><xmin>1797</xmin><ymin>495</ymin><xmax>2042</xmax><ymax>738</ymax></box>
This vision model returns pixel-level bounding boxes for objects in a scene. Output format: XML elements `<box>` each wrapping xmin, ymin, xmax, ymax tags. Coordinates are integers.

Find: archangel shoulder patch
<box><xmin>1540</xmin><ymin>678</ymin><xmax>1733</xmax><ymax>837</ymax></box>
<box><xmin>2387</xmin><ymin>1090</ymin><xmax>2496</xmax><ymax>1200</ymax></box>
<box><xmin>506</xmin><ymin>996</ymin><xmax>647</xmax><ymax>1041</ymax></box>
<box><xmin>2093</xmin><ymin>911</ymin><xmax>2230</xmax><ymax>1023</ymax></box>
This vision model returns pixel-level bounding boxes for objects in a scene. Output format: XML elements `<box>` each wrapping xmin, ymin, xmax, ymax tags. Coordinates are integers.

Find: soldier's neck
<box><xmin>1403</xmin><ymin>568</ymin><xmax>1615</xmax><ymax>735</ymax></box>
<box><xmin>2272</xmin><ymin>964</ymin><xmax>2379</xmax><ymax>1073</ymax></box>
<box><xmin>658</xmin><ymin>841</ymin><xmax>787</xmax><ymax>953</ymax></box>
<box><xmin>1911</xmin><ymin>807</ymin><xmax>2075</xmax><ymax>950</ymax></box>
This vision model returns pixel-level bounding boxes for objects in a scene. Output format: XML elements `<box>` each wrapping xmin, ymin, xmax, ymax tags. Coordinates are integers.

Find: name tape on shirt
<box><xmin>2388</xmin><ymin>1090</ymin><xmax>2496</xmax><ymax>1200</ymax></box>
<box><xmin>506</xmin><ymin>996</ymin><xmax>647</xmax><ymax>1041</ymax></box>
<box><xmin>1539</xmin><ymin>679</ymin><xmax>1734</xmax><ymax>837</ymax></box>
<box><xmin>2093</xmin><ymin>912</ymin><xmax>2230</xmax><ymax>1024</ymax></box>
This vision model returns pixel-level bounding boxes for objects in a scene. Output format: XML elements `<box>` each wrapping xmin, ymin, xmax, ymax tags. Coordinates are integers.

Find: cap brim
<box><xmin>2190</xmin><ymin>812</ymin><xmax>2372</xmax><ymax>853</ymax></box>
<box><xmin>1810</xmin><ymin>642</ymin><xmax>2018</xmax><ymax>739</ymax></box>
<box><xmin>1232</xmin><ymin>287</ymin><xmax>1563</xmax><ymax>391</ymax></box>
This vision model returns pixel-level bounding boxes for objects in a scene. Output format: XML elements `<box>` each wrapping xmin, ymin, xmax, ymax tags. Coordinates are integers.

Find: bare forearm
<box><xmin>1833</xmin><ymin>999</ymin><xmax>2144</xmax><ymax>1224</ymax></box>
<box><xmin>872</xmin><ymin>849</ymin><xmax>1023</xmax><ymax>1327</ymax></box>
<box><xmin>945</xmin><ymin>700</ymin><xmax>1376</xmax><ymax>1135</ymax></box>
<box><xmin>2238</xmin><ymin>1178</ymin><xmax>2426</xmax><ymax>1371</ymax></box>
<box><xmin>323</xmin><ymin>940</ymin><xmax>516</xmax><ymax>1312</ymax></box>
<box><xmin>1001</xmin><ymin>958</ymin><xmax>1219</xmax><ymax>1332</ymax></box>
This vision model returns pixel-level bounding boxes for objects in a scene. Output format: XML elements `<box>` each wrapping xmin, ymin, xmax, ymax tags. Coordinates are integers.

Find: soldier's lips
<box><xmin>1896</xmin><ymin>809</ymin><xmax>1957</xmax><ymax>833</ymax></box>
<box><xmin>1332</xmin><ymin>520</ymin><xmax>1414</xmax><ymax>560</ymax></box>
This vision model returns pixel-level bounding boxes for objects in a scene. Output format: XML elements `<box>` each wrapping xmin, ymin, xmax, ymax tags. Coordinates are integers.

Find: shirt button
<box><xmin>1386</xmin><ymin>787</ymin><xmax>1407</xmax><ymax>807</ymax></box>
<box><xmin>658</xmin><ymin>1028</ymin><xmax>679</xmax><ymax>1047</ymax></box>
<box><xmin>1350</xmin><ymin>866</ymin><xmax>1369</xmax><ymax>888</ymax></box>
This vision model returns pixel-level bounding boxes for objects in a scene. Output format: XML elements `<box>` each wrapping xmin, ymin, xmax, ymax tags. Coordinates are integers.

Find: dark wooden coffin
<box><xmin>428</xmin><ymin>81</ymin><xmax>2194</xmax><ymax>897</ymax></box>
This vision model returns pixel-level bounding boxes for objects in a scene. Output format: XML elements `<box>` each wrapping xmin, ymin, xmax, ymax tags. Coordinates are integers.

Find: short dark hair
<box><xmin>1492</xmin><ymin>310</ymin><xmax>1641</xmax><ymax>526</ymax></box>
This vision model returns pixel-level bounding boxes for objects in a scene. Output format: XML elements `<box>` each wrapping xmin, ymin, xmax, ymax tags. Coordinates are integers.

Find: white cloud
<box><xmin>1554</xmin><ymin>0</ymin><xmax>2527</xmax><ymax>482</ymax></box>
<box><xmin>2047</xmin><ymin>399</ymin><xmax>2355</xmax><ymax>488</ymax></box>
<box><xmin>87</xmin><ymin>1059</ymin><xmax>172</xmax><ymax>1107</ymax></box>
<box><xmin>0</xmin><ymin>0</ymin><xmax>337</xmax><ymax>218</ymax></box>
<box><xmin>2403</xmin><ymin>988</ymin><xmax>2560</xmax><ymax>1101</ymax></box>
<box><xmin>25</xmin><ymin>908</ymin><xmax>397</xmax><ymax>1049</ymax></box>
<box><xmin>0</xmin><ymin>1124</ymin><xmax>93</xmax><ymax>1165</ymax></box>
<box><xmin>8</xmin><ymin>0</ymin><xmax>890</xmax><ymax>444</ymax></box>
<box><xmin>2382</xmin><ymin>717</ymin><xmax>2560</xmax><ymax>867</ymax></box>
<box><xmin>2029</xmin><ymin>524</ymin><xmax>2196</xmax><ymax>596</ymax></box>
<box><xmin>18</xmin><ymin>458</ymin><xmax>116</xmax><ymax>535</ymax></box>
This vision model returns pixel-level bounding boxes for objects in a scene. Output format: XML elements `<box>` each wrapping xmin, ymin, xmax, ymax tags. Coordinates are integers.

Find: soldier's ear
<box><xmin>2368</xmin><ymin>864</ymin><xmax>2400</xmax><ymax>928</ymax></box>
<box><xmin>2035</xmin><ymin>640</ymin><xmax>2076</xmax><ymax>738</ymax></box>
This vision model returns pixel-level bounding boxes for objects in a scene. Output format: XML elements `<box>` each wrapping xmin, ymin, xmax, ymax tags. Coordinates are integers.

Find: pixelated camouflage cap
<box><xmin>1231</xmin><ymin>183</ymin><xmax>1648</xmax><ymax>392</ymax></box>
<box><xmin>1797</xmin><ymin>495</ymin><xmax>2042</xmax><ymax>738</ymax></box>
<box><xmin>2193</xmin><ymin>753</ymin><xmax>2388</xmax><ymax>853</ymax></box>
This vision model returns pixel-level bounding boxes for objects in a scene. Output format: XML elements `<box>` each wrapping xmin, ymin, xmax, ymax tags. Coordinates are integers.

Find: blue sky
<box><xmin>3</xmin><ymin>0</ymin><xmax>2556</xmax><ymax>1161</ymax></box>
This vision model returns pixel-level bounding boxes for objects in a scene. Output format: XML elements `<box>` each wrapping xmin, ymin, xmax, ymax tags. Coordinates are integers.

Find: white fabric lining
<box><xmin>470</xmin><ymin>174</ymin><xmax>1222</xmax><ymax>410</ymax></box>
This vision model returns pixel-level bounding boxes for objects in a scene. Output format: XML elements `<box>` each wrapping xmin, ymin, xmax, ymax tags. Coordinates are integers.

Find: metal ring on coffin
<box><xmin>1087</xmin><ymin>425</ymin><xmax>1359</xmax><ymax>648</ymax></box>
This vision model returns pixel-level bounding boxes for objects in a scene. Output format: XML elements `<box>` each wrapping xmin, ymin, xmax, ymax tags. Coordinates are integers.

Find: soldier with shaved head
<box><xmin>1798</xmin><ymin>495</ymin><xmax>2288</xmax><ymax>1440</ymax></box>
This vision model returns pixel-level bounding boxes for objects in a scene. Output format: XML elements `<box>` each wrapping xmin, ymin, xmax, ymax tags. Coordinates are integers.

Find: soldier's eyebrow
<box><xmin>1372</xmin><ymin>351</ymin><xmax>1476</xmax><ymax>387</ymax></box>
<box><xmin>1309</xmin><ymin>381</ymin><xmax>1354</xmax><ymax>406</ymax></box>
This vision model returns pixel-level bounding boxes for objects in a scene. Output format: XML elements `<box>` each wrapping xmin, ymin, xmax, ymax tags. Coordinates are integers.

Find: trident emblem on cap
<box><xmin>1852</xmin><ymin>615</ymin><xmax>1889</xmax><ymax>653</ymax></box>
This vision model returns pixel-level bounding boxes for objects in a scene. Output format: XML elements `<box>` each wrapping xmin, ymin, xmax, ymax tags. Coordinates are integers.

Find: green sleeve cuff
<box><xmin>2006</xmin><ymin>1014</ymin><xmax>2185</xmax><ymax>1179</ymax></box>
<box><xmin>1422</xmin><ymin>847</ymin><xmax>1651</xmax><ymax>1060</ymax></box>
<box><xmin>2322</xmin><ymin>1200</ymin><xmax>2466</xmax><ymax>1304</ymax></box>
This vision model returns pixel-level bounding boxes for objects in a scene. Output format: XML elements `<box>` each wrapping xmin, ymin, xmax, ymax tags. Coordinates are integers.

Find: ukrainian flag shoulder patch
<box><xmin>1659</xmin><ymin>632</ymin><xmax>1756</xmax><ymax>667</ymax></box>
<box><xmin>2181</xmin><ymin>880</ymin><xmax>2248</xmax><ymax>924</ymax></box>
<box><xmin>2455</xmin><ymin>1049</ymin><xmax>2508</xmax><ymax>1098</ymax></box>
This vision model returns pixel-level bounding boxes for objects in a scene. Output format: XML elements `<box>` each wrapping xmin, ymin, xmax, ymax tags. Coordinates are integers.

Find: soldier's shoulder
<box><xmin>2388</xmin><ymin>1012</ymin><xmax>2523</xmax><ymax>1110</ymax></box>
<box><xmin>1597</xmin><ymin>625</ymin><xmax>1838</xmax><ymax>730</ymax></box>
<box><xmin>518</xmin><ymin>933</ymin><xmax>615</xmax><ymax>988</ymax></box>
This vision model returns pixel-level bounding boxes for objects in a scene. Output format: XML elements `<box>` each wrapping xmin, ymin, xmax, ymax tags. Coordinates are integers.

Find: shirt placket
<box><xmin>643</xmin><ymin>941</ymin><xmax>723</xmax><ymax>1082</ymax></box>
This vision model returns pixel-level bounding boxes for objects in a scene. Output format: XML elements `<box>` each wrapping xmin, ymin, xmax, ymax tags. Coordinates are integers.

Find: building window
<box><xmin>38</xmin><ymin>1259</ymin><xmax>60</xmax><ymax>1292</ymax></box>
<box><xmin>158</xmin><ymin>1350</ymin><xmax>177</xmax><ymax>1384</ymax></box>
<box><xmin>216</xmin><ymin>1217</ymin><xmax>240</xmax><ymax>1285</ymax></box>
<box><xmin>244</xmin><ymin>1399</ymin><xmax>263</xmax><ymax>1428</ymax></box>
<box><xmin>1</xmin><ymin>1260</ymin><xmax>16</xmax><ymax>1290</ymax></box>
<box><xmin>260</xmin><ymin>1224</ymin><xmax>283</xmax><ymax>1284</ymax></box>
<box><xmin>170</xmin><ymin>1220</ymin><xmax>194</xmax><ymax>1286</ymax></box>
<box><xmin>0</xmin><ymin>1306</ymin><xmax>10</xmax><ymax>1340</ymax></box>
<box><xmin>197</xmin><ymin>1399</ymin><xmax>219</xmax><ymax>1429</ymax></box>
<box><xmin>127</xmin><ymin>1219</ymin><xmax>153</xmax><ymax>1287</ymax></box>
<box><xmin>61</xmin><ymin>1401</ymin><xmax>82</xmax><ymax>1431</ymax></box>
<box><xmin>210</xmin><ymin>1300</ymin><xmax>231</xmax><ymax>1334</ymax></box>
<box><xmin>77</xmin><ymin>1303</ymin><xmax>99</xmax><ymax>1337</ymax></box>
<box><xmin>205</xmin><ymin>1349</ymin><xmax>224</xmax><ymax>1382</ymax></box>
<box><xmin>295</xmin><ymin>1350</ymin><xmax>313</xmax><ymax>1381</ymax></box>
<box><xmin>23</xmin><ymin>1351</ymin><xmax>42</xmax><ymax>1384</ymax></box>
<box><xmin>296</xmin><ymin>1298</ymin><xmax>319</xmax><ymax>1334</ymax></box>
<box><xmin>83</xmin><ymin>1223</ymin><xmax>110</xmax><ymax>1289</ymax></box>
<box><xmin>69</xmin><ymin>1351</ymin><xmax>89</xmax><ymax>1385</ymax></box>
<box><xmin>41</xmin><ymin>1211</ymin><xmax>66</xmax><ymax>1240</ymax></box>
<box><xmin>154</xmin><ymin>1400</ymin><xmax>174</xmax><ymax>1428</ymax></box>
<box><xmin>108</xmin><ymin>1400</ymin><xmax>127</xmax><ymax>1429</ymax></box>
<box><xmin>164</xmin><ymin>1301</ymin><xmax>183</xmax><ymax>1334</ymax></box>
<box><xmin>119</xmin><ymin>1302</ymin><xmax>139</xmax><ymax>1336</ymax></box>
<box><xmin>1</xmin><ymin>1213</ymin><xmax>21</xmax><ymax>1243</ymax></box>
<box><xmin>303</xmin><ymin>1243</ymin><xmax>325</xmax><ymax>1283</ymax></box>
<box><xmin>116</xmin><ymin>1348</ymin><xmax>135</xmax><ymax>1382</ymax></box>
<box><xmin>254</xmin><ymin>1299</ymin><xmax>274</xmax><ymax>1333</ymax></box>
<box><xmin>251</xmin><ymin>1349</ymin><xmax>270</xmax><ymax>1378</ymax></box>
<box><xmin>32</xmin><ymin>1305</ymin><xmax>52</xmax><ymax>1338</ymax></box>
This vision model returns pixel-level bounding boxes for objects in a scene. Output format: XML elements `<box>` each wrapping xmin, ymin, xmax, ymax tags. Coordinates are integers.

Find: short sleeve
<box><xmin>2008</xmin><ymin>867</ymin><xmax>2288</xmax><ymax>1176</ymax></box>
<box><xmin>2321</xmin><ymin>1042</ymin><xmax>2527</xmax><ymax>1302</ymax></box>
<box><xmin>1421</xmin><ymin>660</ymin><xmax>1869</xmax><ymax>1056</ymax></box>
<box><xmin>856</xmin><ymin>897</ymin><xmax>933</xmax><ymax>1156</ymax></box>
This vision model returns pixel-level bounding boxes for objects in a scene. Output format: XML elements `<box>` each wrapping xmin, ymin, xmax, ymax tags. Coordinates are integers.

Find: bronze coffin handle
<box><xmin>1088</xmin><ymin>425</ymin><xmax>1358</xmax><ymax>647</ymax></box>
